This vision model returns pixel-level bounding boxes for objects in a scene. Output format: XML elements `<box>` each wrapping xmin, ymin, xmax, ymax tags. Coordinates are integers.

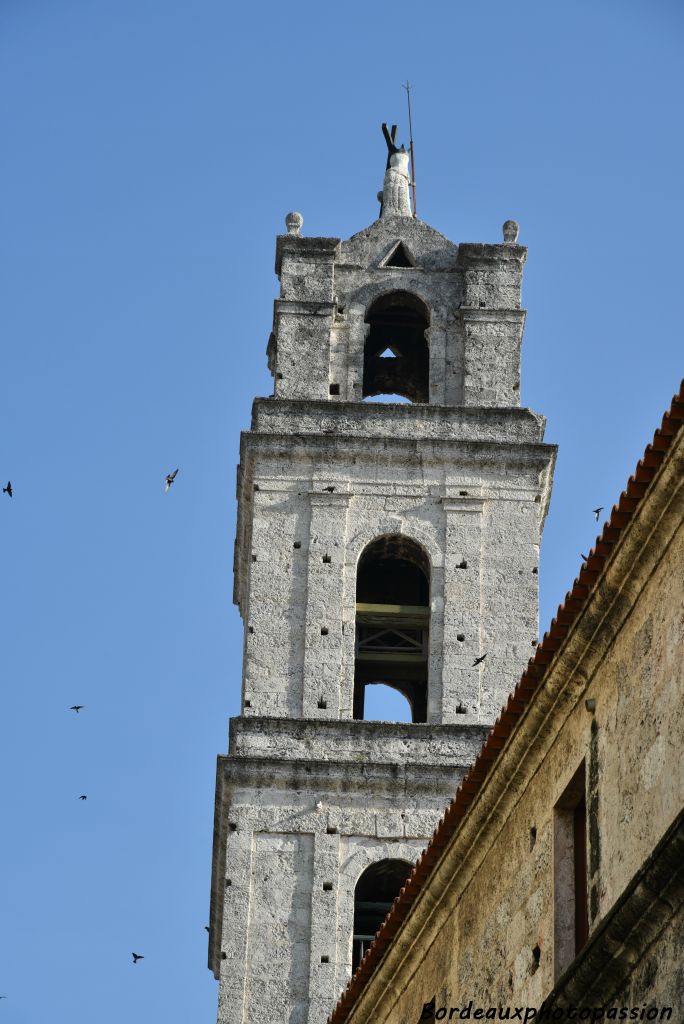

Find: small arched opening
<box><xmin>352</xmin><ymin>859</ymin><xmax>413</xmax><ymax>972</ymax></box>
<box><xmin>363</xmin><ymin>292</ymin><xmax>429</xmax><ymax>403</ymax></box>
<box><xmin>354</xmin><ymin>535</ymin><xmax>430</xmax><ymax>723</ymax></box>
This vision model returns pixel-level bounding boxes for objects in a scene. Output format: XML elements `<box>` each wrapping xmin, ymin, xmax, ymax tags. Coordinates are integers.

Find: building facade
<box><xmin>208</xmin><ymin>136</ymin><xmax>556</xmax><ymax>1024</ymax></box>
<box><xmin>327</xmin><ymin>385</ymin><xmax>684</xmax><ymax>1024</ymax></box>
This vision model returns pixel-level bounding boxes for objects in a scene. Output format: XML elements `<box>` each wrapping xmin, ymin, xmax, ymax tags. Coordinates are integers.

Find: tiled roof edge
<box><xmin>327</xmin><ymin>379</ymin><xmax>684</xmax><ymax>1024</ymax></box>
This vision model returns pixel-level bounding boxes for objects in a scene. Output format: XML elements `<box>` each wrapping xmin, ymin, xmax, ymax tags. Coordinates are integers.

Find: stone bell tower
<box><xmin>208</xmin><ymin>127</ymin><xmax>556</xmax><ymax>1024</ymax></box>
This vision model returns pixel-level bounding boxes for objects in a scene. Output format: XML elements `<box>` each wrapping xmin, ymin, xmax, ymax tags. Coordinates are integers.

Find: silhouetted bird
<box><xmin>69</xmin><ymin>705</ymin><xmax>84</xmax><ymax>713</ymax></box>
<box><xmin>165</xmin><ymin>469</ymin><xmax>179</xmax><ymax>492</ymax></box>
<box><xmin>581</xmin><ymin>553</ymin><xmax>589</xmax><ymax>562</ymax></box>
<box><xmin>472</xmin><ymin>654</ymin><xmax>487</xmax><ymax>667</ymax></box>
<box><xmin>3</xmin><ymin>481</ymin><xmax>11</xmax><ymax>497</ymax></box>
<box><xmin>592</xmin><ymin>507</ymin><xmax>603</xmax><ymax>521</ymax></box>
<box><xmin>132</xmin><ymin>953</ymin><xmax>144</xmax><ymax>964</ymax></box>
<box><xmin>322</xmin><ymin>485</ymin><xmax>335</xmax><ymax>493</ymax></box>
<box><xmin>79</xmin><ymin>795</ymin><xmax>87</xmax><ymax>801</ymax></box>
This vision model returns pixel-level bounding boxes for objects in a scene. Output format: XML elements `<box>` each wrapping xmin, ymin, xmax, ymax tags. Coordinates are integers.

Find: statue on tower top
<box><xmin>379</xmin><ymin>122</ymin><xmax>412</xmax><ymax>218</ymax></box>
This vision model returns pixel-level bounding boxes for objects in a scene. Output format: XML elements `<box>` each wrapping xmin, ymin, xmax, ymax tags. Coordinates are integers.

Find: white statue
<box><xmin>380</xmin><ymin>124</ymin><xmax>412</xmax><ymax>218</ymax></box>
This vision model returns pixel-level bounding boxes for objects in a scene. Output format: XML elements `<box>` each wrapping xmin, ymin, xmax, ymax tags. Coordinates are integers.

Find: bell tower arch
<box><xmin>209</xmin><ymin>127</ymin><xmax>556</xmax><ymax>1024</ymax></box>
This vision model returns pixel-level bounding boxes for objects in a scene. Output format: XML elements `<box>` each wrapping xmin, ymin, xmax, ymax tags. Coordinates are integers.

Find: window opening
<box><xmin>363</xmin><ymin>292</ymin><xmax>429</xmax><ymax>403</ymax></box>
<box><xmin>362</xmin><ymin>683</ymin><xmax>413</xmax><ymax>723</ymax></box>
<box><xmin>382</xmin><ymin>241</ymin><xmax>415</xmax><ymax>268</ymax></box>
<box><xmin>554</xmin><ymin>761</ymin><xmax>589</xmax><ymax>979</ymax></box>
<box><xmin>352</xmin><ymin>859</ymin><xmax>412</xmax><ymax>973</ymax></box>
<box><xmin>354</xmin><ymin>535</ymin><xmax>430</xmax><ymax>723</ymax></box>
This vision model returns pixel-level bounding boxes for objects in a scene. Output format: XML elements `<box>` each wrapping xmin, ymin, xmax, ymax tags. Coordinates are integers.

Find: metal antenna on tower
<box><xmin>403</xmin><ymin>80</ymin><xmax>417</xmax><ymax>217</ymax></box>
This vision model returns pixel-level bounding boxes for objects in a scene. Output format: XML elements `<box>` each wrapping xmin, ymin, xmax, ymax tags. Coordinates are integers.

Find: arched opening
<box><xmin>354</xmin><ymin>535</ymin><xmax>430</xmax><ymax>723</ymax></box>
<box><xmin>352</xmin><ymin>859</ymin><xmax>412</xmax><ymax>972</ymax></box>
<box><xmin>363</xmin><ymin>292</ymin><xmax>429</xmax><ymax>403</ymax></box>
<box><xmin>362</xmin><ymin>683</ymin><xmax>413</xmax><ymax>723</ymax></box>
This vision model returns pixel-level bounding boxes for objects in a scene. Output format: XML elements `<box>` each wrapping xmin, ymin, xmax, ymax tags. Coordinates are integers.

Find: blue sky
<box><xmin>1</xmin><ymin>1</ymin><xmax>682</xmax><ymax>1021</ymax></box>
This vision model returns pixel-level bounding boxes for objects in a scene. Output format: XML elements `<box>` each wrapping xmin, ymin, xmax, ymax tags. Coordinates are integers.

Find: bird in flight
<box><xmin>165</xmin><ymin>469</ymin><xmax>179</xmax><ymax>492</ymax></box>
<box><xmin>472</xmin><ymin>654</ymin><xmax>487</xmax><ymax>667</ymax></box>
<box><xmin>592</xmin><ymin>507</ymin><xmax>603</xmax><ymax>521</ymax></box>
<box><xmin>132</xmin><ymin>953</ymin><xmax>144</xmax><ymax>964</ymax></box>
<box><xmin>2</xmin><ymin>481</ymin><xmax>11</xmax><ymax>497</ymax></box>
<box><xmin>69</xmin><ymin>705</ymin><xmax>84</xmax><ymax>713</ymax></box>
<box><xmin>78</xmin><ymin>795</ymin><xmax>87</xmax><ymax>801</ymax></box>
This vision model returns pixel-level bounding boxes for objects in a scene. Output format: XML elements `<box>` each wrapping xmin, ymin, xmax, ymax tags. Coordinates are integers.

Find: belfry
<box><xmin>208</xmin><ymin>127</ymin><xmax>556</xmax><ymax>1024</ymax></box>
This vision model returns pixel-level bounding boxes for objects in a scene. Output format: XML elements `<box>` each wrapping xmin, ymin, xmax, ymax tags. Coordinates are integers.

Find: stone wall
<box><xmin>340</xmin><ymin>426</ymin><xmax>684</xmax><ymax>1024</ymax></box>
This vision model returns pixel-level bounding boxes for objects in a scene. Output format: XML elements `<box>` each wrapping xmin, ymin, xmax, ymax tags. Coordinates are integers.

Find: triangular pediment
<box><xmin>338</xmin><ymin>215</ymin><xmax>459</xmax><ymax>271</ymax></box>
<box><xmin>380</xmin><ymin>241</ymin><xmax>415</xmax><ymax>268</ymax></box>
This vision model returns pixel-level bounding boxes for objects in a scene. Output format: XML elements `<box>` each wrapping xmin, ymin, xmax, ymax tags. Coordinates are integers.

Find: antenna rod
<box><xmin>403</xmin><ymin>80</ymin><xmax>417</xmax><ymax>217</ymax></box>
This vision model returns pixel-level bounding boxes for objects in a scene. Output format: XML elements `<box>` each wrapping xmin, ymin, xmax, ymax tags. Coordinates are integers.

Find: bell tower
<box><xmin>208</xmin><ymin>129</ymin><xmax>556</xmax><ymax>1024</ymax></box>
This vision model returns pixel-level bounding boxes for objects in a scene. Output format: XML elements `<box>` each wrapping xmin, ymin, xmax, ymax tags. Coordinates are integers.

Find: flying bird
<box><xmin>69</xmin><ymin>705</ymin><xmax>84</xmax><ymax>713</ymax></box>
<box><xmin>2</xmin><ymin>481</ymin><xmax>11</xmax><ymax>497</ymax></box>
<box><xmin>472</xmin><ymin>654</ymin><xmax>487</xmax><ymax>667</ymax></box>
<box><xmin>79</xmin><ymin>795</ymin><xmax>87</xmax><ymax>801</ymax></box>
<box><xmin>322</xmin><ymin>485</ymin><xmax>335</xmax><ymax>493</ymax></box>
<box><xmin>165</xmin><ymin>469</ymin><xmax>179</xmax><ymax>492</ymax></box>
<box><xmin>132</xmin><ymin>953</ymin><xmax>144</xmax><ymax>964</ymax></box>
<box><xmin>592</xmin><ymin>507</ymin><xmax>603</xmax><ymax>521</ymax></box>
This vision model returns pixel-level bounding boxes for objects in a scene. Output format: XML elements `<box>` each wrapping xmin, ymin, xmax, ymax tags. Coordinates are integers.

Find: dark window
<box><xmin>363</xmin><ymin>292</ymin><xmax>429</xmax><ymax>403</ymax></box>
<box><xmin>354</xmin><ymin>535</ymin><xmax>430</xmax><ymax>723</ymax></box>
<box><xmin>383</xmin><ymin>242</ymin><xmax>415</xmax><ymax>268</ymax></box>
<box><xmin>554</xmin><ymin>761</ymin><xmax>589</xmax><ymax>979</ymax></box>
<box><xmin>352</xmin><ymin>859</ymin><xmax>412</xmax><ymax>972</ymax></box>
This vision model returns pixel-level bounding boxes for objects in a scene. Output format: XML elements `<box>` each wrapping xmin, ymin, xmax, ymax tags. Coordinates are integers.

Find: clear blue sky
<box><xmin>1</xmin><ymin>1</ymin><xmax>682</xmax><ymax>1021</ymax></box>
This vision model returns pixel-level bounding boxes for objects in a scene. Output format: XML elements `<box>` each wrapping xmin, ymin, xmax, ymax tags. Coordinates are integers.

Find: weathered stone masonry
<box><xmin>209</xmin><ymin>165</ymin><xmax>556</xmax><ymax>1024</ymax></box>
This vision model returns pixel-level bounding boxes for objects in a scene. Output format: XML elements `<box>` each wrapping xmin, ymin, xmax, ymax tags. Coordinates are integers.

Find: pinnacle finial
<box><xmin>285</xmin><ymin>211</ymin><xmax>303</xmax><ymax>236</ymax></box>
<box><xmin>503</xmin><ymin>220</ymin><xmax>519</xmax><ymax>243</ymax></box>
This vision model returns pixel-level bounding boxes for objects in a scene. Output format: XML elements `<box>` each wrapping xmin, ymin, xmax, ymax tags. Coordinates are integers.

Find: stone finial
<box><xmin>503</xmin><ymin>220</ymin><xmax>519</xmax><ymax>243</ymax></box>
<box><xmin>285</xmin><ymin>211</ymin><xmax>303</xmax><ymax>236</ymax></box>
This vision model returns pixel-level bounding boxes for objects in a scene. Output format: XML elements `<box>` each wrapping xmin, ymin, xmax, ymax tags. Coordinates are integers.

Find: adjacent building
<box><xmin>328</xmin><ymin>383</ymin><xmax>684</xmax><ymax>1024</ymax></box>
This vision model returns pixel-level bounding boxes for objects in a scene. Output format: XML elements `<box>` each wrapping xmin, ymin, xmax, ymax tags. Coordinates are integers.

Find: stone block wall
<box><xmin>234</xmin><ymin>405</ymin><xmax>554</xmax><ymax>725</ymax></box>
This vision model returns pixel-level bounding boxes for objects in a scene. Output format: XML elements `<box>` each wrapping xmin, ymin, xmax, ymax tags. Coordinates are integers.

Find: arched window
<box><xmin>352</xmin><ymin>859</ymin><xmax>413</xmax><ymax>972</ymax></box>
<box><xmin>363</xmin><ymin>292</ymin><xmax>429</xmax><ymax>403</ymax></box>
<box><xmin>354</xmin><ymin>535</ymin><xmax>430</xmax><ymax>723</ymax></box>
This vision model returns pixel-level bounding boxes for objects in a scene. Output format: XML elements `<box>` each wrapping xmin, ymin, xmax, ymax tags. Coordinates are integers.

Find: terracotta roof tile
<box><xmin>327</xmin><ymin>379</ymin><xmax>684</xmax><ymax>1024</ymax></box>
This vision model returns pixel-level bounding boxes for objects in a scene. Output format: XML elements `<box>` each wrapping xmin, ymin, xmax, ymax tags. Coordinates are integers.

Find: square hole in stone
<box><xmin>317</xmin><ymin>699</ymin><xmax>327</xmax><ymax>710</ymax></box>
<box><xmin>329</xmin><ymin>384</ymin><xmax>340</xmax><ymax>396</ymax></box>
<box><xmin>457</xmin><ymin>634</ymin><xmax>465</xmax><ymax>642</ymax></box>
<box><xmin>530</xmin><ymin>826</ymin><xmax>537</xmax><ymax>850</ymax></box>
<box><xmin>244</xmin><ymin>700</ymin><xmax>251</xmax><ymax>709</ymax></box>
<box><xmin>251</xmin><ymin>554</ymin><xmax>257</xmax><ymax>563</ymax></box>
<box><xmin>293</xmin><ymin>541</ymin><xmax>301</xmax><ymax>549</ymax></box>
<box><xmin>323</xmin><ymin>882</ymin><xmax>333</xmax><ymax>891</ymax></box>
<box><xmin>322</xmin><ymin>554</ymin><xmax>332</xmax><ymax>563</ymax></box>
<box><xmin>321</xmin><ymin>955</ymin><xmax>329</xmax><ymax>964</ymax></box>
<box><xmin>459</xmin><ymin>561</ymin><xmax>468</xmax><ymax>570</ymax></box>
<box><xmin>321</xmin><ymin>627</ymin><xmax>328</xmax><ymax>636</ymax></box>
<box><xmin>326</xmin><ymin>826</ymin><xmax>338</xmax><ymax>835</ymax></box>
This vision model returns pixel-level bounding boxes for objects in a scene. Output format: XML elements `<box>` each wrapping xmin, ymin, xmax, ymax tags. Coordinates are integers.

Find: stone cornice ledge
<box><xmin>343</xmin><ymin>426</ymin><xmax>684</xmax><ymax>1024</ymax></box>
